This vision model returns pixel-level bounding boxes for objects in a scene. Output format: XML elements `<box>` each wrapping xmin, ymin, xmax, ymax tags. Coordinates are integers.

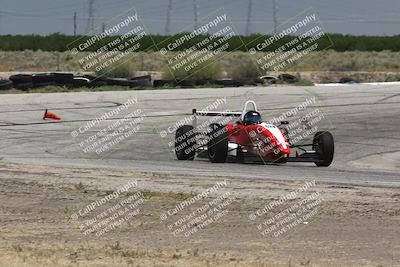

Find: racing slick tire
<box><xmin>179</xmin><ymin>79</ymin><xmax>196</xmax><ymax>88</ymax></box>
<box><xmin>73</xmin><ymin>77</ymin><xmax>90</xmax><ymax>87</ymax></box>
<box><xmin>89</xmin><ymin>80</ymin><xmax>108</xmax><ymax>88</ymax></box>
<box><xmin>130</xmin><ymin>75</ymin><xmax>152</xmax><ymax>87</ymax></box>
<box><xmin>175</xmin><ymin>125</ymin><xmax>196</xmax><ymax>160</ymax></box>
<box><xmin>9</xmin><ymin>74</ymin><xmax>32</xmax><ymax>84</ymax></box>
<box><xmin>260</xmin><ymin>75</ymin><xmax>278</xmax><ymax>84</ymax></box>
<box><xmin>14</xmin><ymin>82</ymin><xmax>33</xmax><ymax>90</ymax></box>
<box><xmin>0</xmin><ymin>80</ymin><xmax>13</xmax><ymax>90</ymax></box>
<box><xmin>207</xmin><ymin>124</ymin><xmax>228</xmax><ymax>163</ymax></box>
<box><xmin>278</xmin><ymin>73</ymin><xmax>298</xmax><ymax>84</ymax></box>
<box><xmin>153</xmin><ymin>80</ymin><xmax>177</xmax><ymax>88</ymax></box>
<box><xmin>215</xmin><ymin>79</ymin><xmax>241</xmax><ymax>87</ymax></box>
<box><xmin>53</xmin><ymin>72</ymin><xmax>74</xmax><ymax>86</ymax></box>
<box><xmin>313</xmin><ymin>131</ymin><xmax>334</xmax><ymax>167</ymax></box>
<box><xmin>32</xmin><ymin>73</ymin><xmax>55</xmax><ymax>84</ymax></box>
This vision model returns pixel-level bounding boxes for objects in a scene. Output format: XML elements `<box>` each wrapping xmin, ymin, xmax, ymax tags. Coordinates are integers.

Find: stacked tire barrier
<box><xmin>0</xmin><ymin>72</ymin><xmax>304</xmax><ymax>91</ymax></box>
<box><xmin>32</xmin><ymin>73</ymin><xmax>56</xmax><ymax>88</ymax></box>
<box><xmin>9</xmin><ymin>74</ymin><xmax>33</xmax><ymax>89</ymax></box>
<box><xmin>0</xmin><ymin>73</ymin><xmax>152</xmax><ymax>91</ymax></box>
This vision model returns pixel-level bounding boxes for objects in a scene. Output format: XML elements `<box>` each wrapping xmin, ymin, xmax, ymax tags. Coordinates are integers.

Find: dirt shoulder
<box><xmin>0</xmin><ymin>162</ymin><xmax>399</xmax><ymax>266</ymax></box>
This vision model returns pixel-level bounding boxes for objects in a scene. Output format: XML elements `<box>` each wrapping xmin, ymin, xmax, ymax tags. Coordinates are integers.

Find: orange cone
<box><xmin>43</xmin><ymin>109</ymin><xmax>61</xmax><ymax>120</ymax></box>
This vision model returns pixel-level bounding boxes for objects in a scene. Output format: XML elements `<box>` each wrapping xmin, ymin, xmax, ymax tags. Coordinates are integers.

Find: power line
<box><xmin>2</xmin><ymin>8</ymin><xmax>400</xmax><ymax>25</ymax></box>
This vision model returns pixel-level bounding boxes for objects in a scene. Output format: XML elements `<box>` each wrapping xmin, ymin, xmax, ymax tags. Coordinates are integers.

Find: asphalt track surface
<box><xmin>0</xmin><ymin>85</ymin><xmax>399</xmax><ymax>187</ymax></box>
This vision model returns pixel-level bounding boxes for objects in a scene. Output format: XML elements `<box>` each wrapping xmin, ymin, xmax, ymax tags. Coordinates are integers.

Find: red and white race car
<box><xmin>175</xmin><ymin>101</ymin><xmax>334</xmax><ymax>167</ymax></box>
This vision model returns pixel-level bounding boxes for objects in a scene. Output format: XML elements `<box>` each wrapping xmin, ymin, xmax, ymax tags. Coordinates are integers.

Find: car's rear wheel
<box><xmin>175</xmin><ymin>125</ymin><xmax>196</xmax><ymax>160</ymax></box>
<box><xmin>313</xmin><ymin>131</ymin><xmax>334</xmax><ymax>167</ymax></box>
<box><xmin>207</xmin><ymin>124</ymin><xmax>228</xmax><ymax>163</ymax></box>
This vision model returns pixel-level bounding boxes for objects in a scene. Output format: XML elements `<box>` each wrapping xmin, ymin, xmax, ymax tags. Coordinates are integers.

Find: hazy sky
<box><xmin>0</xmin><ymin>0</ymin><xmax>399</xmax><ymax>36</ymax></box>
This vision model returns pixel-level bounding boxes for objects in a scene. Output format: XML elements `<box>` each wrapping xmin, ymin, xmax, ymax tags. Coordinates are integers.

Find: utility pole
<box><xmin>86</xmin><ymin>0</ymin><xmax>95</xmax><ymax>33</ymax></box>
<box><xmin>102</xmin><ymin>23</ymin><xmax>105</xmax><ymax>33</ymax></box>
<box><xmin>165</xmin><ymin>0</ymin><xmax>173</xmax><ymax>35</ymax></box>
<box><xmin>193</xmin><ymin>0</ymin><xmax>199</xmax><ymax>30</ymax></box>
<box><xmin>245</xmin><ymin>0</ymin><xmax>253</xmax><ymax>36</ymax></box>
<box><xmin>273</xmin><ymin>0</ymin><xmax>278</xmax><ymax>35</ymax></box>
<box><xmin>0</xmin><ymin>11</ymin><xmax>3</xmax><ymax>34</ymax></box>
<box><xmin>74</xmin><ymin>12</ymin><xmax>77</xmax><ymax>36</ymax></box>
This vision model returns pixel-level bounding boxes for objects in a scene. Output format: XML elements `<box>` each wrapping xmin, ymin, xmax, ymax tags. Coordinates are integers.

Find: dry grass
<box><xmin>1</xmin><ymin>50</ymin><xmax>400</xmax><ymax>74</ymax></box>
<box><xmin>0</xmin><ymin>162</ymin><xmax>398</xmax><ymax>266</ymax></box>
<box><xmin>0</xmin><ymin>244</ymin><xmax>317</xmax><ymax>267</ymax></box>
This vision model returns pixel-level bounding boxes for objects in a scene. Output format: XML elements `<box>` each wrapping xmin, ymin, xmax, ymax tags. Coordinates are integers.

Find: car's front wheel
<box><xmin>313</xmin><ymin>131</ymin><xmax>334</xmax><ymax>167</ymax></box>
<box><xmin>175</xmin><ymin>125</ymin><xmax>196</xmax><ymax>160</ymax></box>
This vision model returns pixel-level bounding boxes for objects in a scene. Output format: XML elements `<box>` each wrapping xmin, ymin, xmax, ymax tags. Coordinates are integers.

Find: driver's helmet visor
<box><xmin>244</xmin><ymin>112</ymin><xmax>262</xmax><ymax>124</ymax></box>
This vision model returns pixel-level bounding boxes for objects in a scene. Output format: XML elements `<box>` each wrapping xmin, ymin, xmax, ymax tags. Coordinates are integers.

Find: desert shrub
<box><xmin>2</xmin><ymin>50</ymin><xmax>400</xmax><ymax>74</ymax></box>
<box><xmin>95</xmin><ymin>59</ymin><xmax>135</xmax><ymax>78</ymax></box>
<box><xmin>384</xmin><ymin>75</ymin><xmax>400</xmax><ymax>82</ymax></box>
<box><xmin>163</xmin><ymin>60</ymin><xmax>222</xmax><ymax>80</ymax></box>
<box><xmin>229</xmin><ymin>58</ymin><xmax>260</xmax><ymax>80</ymax></box>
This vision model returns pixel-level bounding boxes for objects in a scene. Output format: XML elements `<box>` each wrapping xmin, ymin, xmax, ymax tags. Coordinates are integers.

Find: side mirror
<box><xmin>280</xmin><ymin>121</ymin><xmax>289</xmax><ymax>125</ymax></box>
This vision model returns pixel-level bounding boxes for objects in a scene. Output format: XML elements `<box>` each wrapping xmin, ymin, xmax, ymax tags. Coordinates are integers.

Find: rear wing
<box><xmin>191</xmin><ymin>109</ymin><xmax>242</xmax><ymax>128</ymax></box>
<box><xmin>192</xmin><ymin>109</ymin><xmax>242</xmax><ymax>117</ymax></box>
<box><xmin>191</xmin><ymin>100</ymin><xmax>258</xmax><ymax>128</ymax></box>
